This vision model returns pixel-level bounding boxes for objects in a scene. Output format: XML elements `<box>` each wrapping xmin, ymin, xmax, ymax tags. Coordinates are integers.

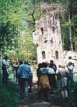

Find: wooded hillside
<box><xmin>0</xmin><ymin>0</ymin><xmax>77</xmax><ymax>60</ymax></box>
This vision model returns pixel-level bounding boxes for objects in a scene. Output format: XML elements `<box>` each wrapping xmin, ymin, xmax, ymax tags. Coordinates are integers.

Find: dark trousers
<box><xmin>18</xmin><ymin>77</ymin><xmax>33</xmax><ymax>99</ymax></box>
<box><xmin>38</xmin><ymin>88</ymin><xmax>49</xmax><ymax>101</ymax></box>
<box><xmin>48</xmin><ymin>74</ymin><xmax>56</xmax><ymax>89</ymax></box>
<box><xmin>68</xmin><ymin>73</ymin><xmax>75</xmax><ymax>90</ymax></box>
<box><xmin>2</xmin><ymin>67</ymin><xmax>8</xmax><ymax>84</ymax></box>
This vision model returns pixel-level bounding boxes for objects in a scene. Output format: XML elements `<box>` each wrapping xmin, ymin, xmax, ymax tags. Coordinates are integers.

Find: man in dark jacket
<box><xmin>49</xmin><ymin>60</ymin><xmax>57</xmax><ymax>92</ymax></box>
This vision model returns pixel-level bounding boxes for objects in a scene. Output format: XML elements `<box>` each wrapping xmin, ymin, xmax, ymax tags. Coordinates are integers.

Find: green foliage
<box><xmin>0</xmin><ymin>21</ymin><xmax>18</xmax><ymax>51</ymax></box>
<box><xmin>0</xmin><ymin>0</ymin><xmax>77</xmax><ymax>60</ymax></box>
<box><xmin>0</xmin><ymin>77</ymin><xmax>21</xmax><ymax>107</ymax></box>
<box><xmin>0</xmin><ymin>0</ymin><xmax>37</xmax><ymax>60</ymax></box>
<box><xmin>17</xmin><ymin>28</ymin><xmax>37</xmax><ymax>61</ymax></box>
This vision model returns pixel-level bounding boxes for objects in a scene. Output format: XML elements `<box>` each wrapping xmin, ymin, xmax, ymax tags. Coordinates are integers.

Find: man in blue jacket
<box><xmin>17</xmin><ymin>61</ymin><xmax>32</xmax><ymax>98</ymax></box>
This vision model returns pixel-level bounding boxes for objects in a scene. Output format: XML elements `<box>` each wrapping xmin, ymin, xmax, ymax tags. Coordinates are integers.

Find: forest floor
<box><xmin>18</xmin><ymin>82</ymin><xmax>77</xmax><ymax>107</ymax></box>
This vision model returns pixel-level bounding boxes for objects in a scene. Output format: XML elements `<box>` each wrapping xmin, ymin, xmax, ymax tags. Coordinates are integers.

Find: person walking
<box><xmin>17</xmin><ymin>60</ymin><xmax>32</xmax><ymax>99</ymax></box>
<box><xmin>38</xmin><ymin>62</ymin><xmax>50</xmax><ymax>101</ymax></box>
<box><xmin>2</xmin><ymin>56</ymin><xmax>10</xmax><ymax>84</ymax></box>
<box><xmin>49</xmin><ymin>60</ymin><xmax>57</xmax><ymax>91</ymax></box>
<box><xmin>67</xmin><ymin>62</ymin><xmax>75</xmax><ymax>92</ymax></box>
<box><xmin>57</xmin><ymin>65</ymin><xmax>68</xmax><ymax>101</ymax></box>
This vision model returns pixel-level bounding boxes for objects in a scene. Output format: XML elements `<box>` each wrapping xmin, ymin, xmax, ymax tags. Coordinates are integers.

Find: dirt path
<box><xmin>18</xmin><ymin>83</ymin><xmax>76</xmax><ymax>107</ymax></box>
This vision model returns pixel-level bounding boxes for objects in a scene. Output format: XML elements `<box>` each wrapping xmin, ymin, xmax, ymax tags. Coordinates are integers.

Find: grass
<box><xmin>0</xmin><ymin>83</ymin><xmax>21</xmax><ymax>107</ymax></box>
<box><xmin>0</xmin><ymin>71</ymin><xmax>21</xmax><ymax>107</ymax></box>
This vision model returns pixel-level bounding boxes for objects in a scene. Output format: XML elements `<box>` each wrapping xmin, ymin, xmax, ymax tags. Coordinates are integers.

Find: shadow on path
<box><xmin>19</xmin><ymin>82</ymin><xmax>77</xmax><ymax>107</ymax></box>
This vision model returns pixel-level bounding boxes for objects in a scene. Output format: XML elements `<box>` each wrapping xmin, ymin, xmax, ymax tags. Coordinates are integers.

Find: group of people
<box><xmin>0</xmin><ymin>55</ymin><xmax>75</xmax><ymax>101</ymax></box>
<box><xmin>36</xmin><ymin>60</ymin><xmax>75</xmax><ymax>101</ymax></box>
<box><xmin>0</xmin><ymin>56</ymin><xmax>33</xmax><ymax>99</ymax></box>
<box><xmin>36</xmin><ymin>61</ymin><xmax>56</xmax><ymax>101</ymax></box>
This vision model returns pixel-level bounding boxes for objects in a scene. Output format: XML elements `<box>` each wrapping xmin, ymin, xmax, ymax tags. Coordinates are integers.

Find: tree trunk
<box><xmin>68</xmin><ymin>0</ymin><xmax>73</xmax><ymax>50</ymax></box>
<box><xmin>68</xmin><ymin>12</ymin><xmax>73</xmax><ymax>50</ymax></box>
<box><xmin>75</xmin><ymin>40</ymin><xmax>77</xmax><ymax>52</ymax></box>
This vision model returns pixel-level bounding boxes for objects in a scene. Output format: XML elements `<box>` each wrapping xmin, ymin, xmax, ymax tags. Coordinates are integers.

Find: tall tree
<box><xmin>67</xmin><ymin>0</ymin><xmax>73</xmax><ymax>50</ymax></box>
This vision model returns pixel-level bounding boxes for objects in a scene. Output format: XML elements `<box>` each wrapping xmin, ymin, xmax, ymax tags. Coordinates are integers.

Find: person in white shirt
<box><xmin>57</xmin><ymin>65</ymin><xmax>68</xmax><ymax>100</ymax></box>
